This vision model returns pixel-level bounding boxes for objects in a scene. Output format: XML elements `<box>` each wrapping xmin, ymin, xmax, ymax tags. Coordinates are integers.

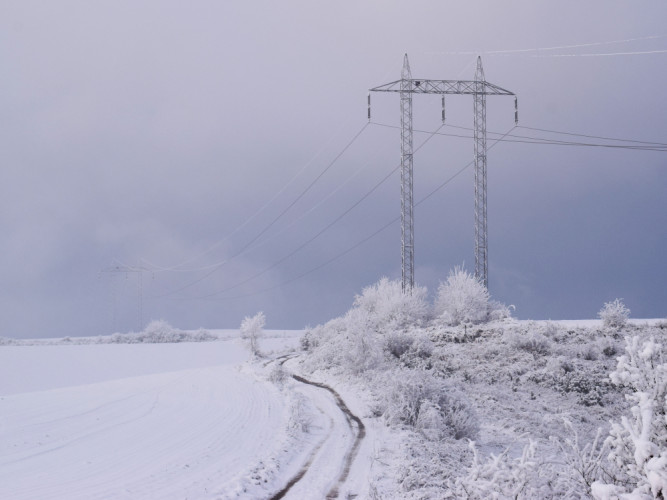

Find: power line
<box><xmin>184</xmin><ymin>123</ymin><xmax>446</xmax><ymax>299</ymax></box>
<box><xmin>534</xmin><ymin>49</ymin><xmax>667</xmax><ymax>58</ymax></box>
<box><xmin>153</xmin><ymin>117</ymin><xmax>664</xmax><ymax>301</ymax></box>
<box><xmin>372</xmin><ymin>121</ymin><xmax>667</xmax><ymax>152</ymax></box>
<box><xmin>197</xmin><ymin>125</ymin><xmax>517</xmax><ymax>301</ymax></box>
<box><xmin>143</xmin><ymin>122</ymin><xmax>362</xmax><ymax>274</ymax></box>
<box><xmin>152</xmin><ymin>121</ymin><xmax>370</xmax><ymax>298</ymax></box>
<box><xmin>516</xmin><ymin>125</ymin><xmax>667</xmax><ymax>147</ymax></box>
<box><xmin>427</xmin><ymin>34</ymin><xmax>667</xmax><ymax>56</ymax></box>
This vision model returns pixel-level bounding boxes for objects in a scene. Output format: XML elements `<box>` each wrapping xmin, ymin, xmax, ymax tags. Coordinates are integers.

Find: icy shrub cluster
<box><xmin>434</xmin><ymin>267</ymin><xmax>511</xmax><ymax>326</ymax></box>
<box><xmin>268</xmin><ymin>363</ymin><xmax>290</xmax><ymax>387</ymax></box>
<box><xmin>451</xmin><ymin>422</ymin><xmax>611</xmax><ymax>499</ymax></box>
<box><xmin>448</xmin><ymin>440</ymin><xmax>549</xmax><ymax>499</ymax></box>
<box><xmin>287</xmin><ymin>392</ymin><xmax>313</xmax><ymax>435</ymax></box>
<box><xmin>108</xmin><ymin>320</ymin><xmax>216</xmax><ymax>343</ymax></box>
<box><xmin>592</xmin><ymin>336</ymin><xmax>667</xmax><ymax>499</ymax></box>
<box><xmin>385</xmin><ymin>330</ymin><xmax>433</xmax><ymax>368</ymax></box>
<box><xmin>598</xmin><ymin>298</ymin><xmax>631</xmax><ymax>329</ymax></box>
<box><xmin>381</xmin><ymin>368</ymin><xmax>479</xmax><ymax>440</ymax></box>
<box><xmin>299</xmin><ymin>276</ymin><xmax>489</xmax><ymax>443</ymax></box>
<box><xmin>352</xmin><ymin>277</ymin><xmax>429</xmax><ymax>331</ymax></box>
<box><xmin>509</xmin><ymin>330</ymin><xmax>551</xmax><ymax>356</ymax></box>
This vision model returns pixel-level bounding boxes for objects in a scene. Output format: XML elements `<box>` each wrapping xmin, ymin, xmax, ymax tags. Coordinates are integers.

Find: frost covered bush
<box><xmin>342</xmin><ymin>308</ymin><xmax>385</xmax><ymax>374</ymax></box>
<box><xmin>385</xmin><ymin>331</ymin><xmax>414</xmax><ymax>359</ymax></box>
<box><xmin>434</xmin><ymin>267</ymin><xmax>489</xmax><ymax>326</ymax></box>
<box><xmin>434</xmin><ymin>267</ymin><xmax>509</xmax><ymax>326</ymax></box>
<box><xmin>598</xmin><ymin>298</ymin><xmax>630</xmax><ymax>329</ymax></box>
<box><xmin>240</xmin><ymin>311</ymin><xmax>265</xmax><ymax>358</ymax></box>
<box><xmin>509</xmin><ymin>331</ymin><xmax>551</xmax><ymax>356</ymax></box>
<box><xmin>381</xmin><ymin>368</ymin><xmax>478</xmax><ymax>440</ymax></box>
<box><xmin>448</xmin><ymin>440</ymin><xmax>548</xmax><ymax>499</ymax></box>
<box><xmin>301</xmin><ymin>311</ymin><xmax>385</xmax><ymax>375</ymax></box>
<box><xmin>352</xmin><ymin>277</ymin><xmax>429</xmax><ymax>331</ymax></box>
<box><xmin>592</xmin><ymin>336</ymin><xmax>667</xmax><ymax>499</ymax></box>
<box><xmin>106</xmin><ymin>320</ymin><xmax>216</xmax><ymax>343</ymax></box>
<box><xmin>287</xmin><ymin>392</ymin><xmax>312</xmax><ymax>435</ymax></box>
<box><xmin>551</xmin><ymin>420</ymin><xmax>609</xmax><ymax>497</ymax></box>
<box><xmin>268</xmin><ymin>363</ymin><xmax>290</xmax><ymax>387</ymax></box>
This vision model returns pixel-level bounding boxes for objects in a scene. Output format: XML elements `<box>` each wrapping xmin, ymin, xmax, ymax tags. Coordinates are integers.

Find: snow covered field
<box><xmin>0</xmin><ymin>333</ymin><xmax>339</xmax><ymax>499</ymax></box>
<box><xmin>2</xmin><ymin>304</ymin><xmax>665</xmax><ymax>499</ymax></box>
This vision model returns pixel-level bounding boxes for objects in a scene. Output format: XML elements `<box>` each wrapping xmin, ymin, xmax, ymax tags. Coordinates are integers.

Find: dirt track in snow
<box><xmin>269</xmin><ymin>371</ymin><xmax>366</xmax><ymax>500</ymax></box>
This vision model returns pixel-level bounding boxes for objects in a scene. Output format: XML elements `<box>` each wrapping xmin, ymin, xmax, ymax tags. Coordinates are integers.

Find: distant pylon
<box><xmin>400</xmin><ymin>54</ymin><xmax>415</xmax><ymax>293</ymax></box>
<box><xmin>473</xmin><ymin>57</ymin><xmax>488</xmax><ymax>288</ymax></box>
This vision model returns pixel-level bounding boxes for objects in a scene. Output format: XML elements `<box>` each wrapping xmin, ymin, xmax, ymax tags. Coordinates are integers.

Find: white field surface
<box><xmin>0</xmin><ymin>331</ymin><xmax>372</xmax><ymax>499</ymax></box>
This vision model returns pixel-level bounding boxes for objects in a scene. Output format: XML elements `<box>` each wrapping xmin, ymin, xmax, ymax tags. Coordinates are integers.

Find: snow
<box><xmin>2</xmin><ymin>312</ymin><xmax>666</xmax><ymax>499</ymax></box>
<box><xmin>0</xmin><ymin>329</ymin><xmax>380</xmax><ymax>499</ymax></box>
<box><xmin>1</xmin><ymin>365</ymin><xmax>288</xmax><ymax>499</ymax></box>
<box><xmin>0</xmin><ymin>333</ymin><xmax>316</xmax><ymax>499</ymax></box>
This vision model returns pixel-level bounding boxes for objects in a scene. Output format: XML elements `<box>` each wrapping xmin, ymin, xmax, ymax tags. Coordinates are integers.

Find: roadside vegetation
<box><xmin>296</xmin><ymin>269</ymin><xmax>667</xmax><ymax>499</ymax></box>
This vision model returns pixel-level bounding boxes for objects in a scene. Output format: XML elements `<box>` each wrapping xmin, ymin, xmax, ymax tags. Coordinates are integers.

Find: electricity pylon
<box><xmin>369</xmin><ymin>54</ymin><xmax>516</xmax><ymax>290</ymax></box>
<box><xmin>101</xmin><ymin>264</ymin><xmax>148</xmax><ymax>332</ymax></box>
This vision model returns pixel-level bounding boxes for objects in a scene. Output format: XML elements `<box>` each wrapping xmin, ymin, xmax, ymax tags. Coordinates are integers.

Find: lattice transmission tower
<box><xmin>101</xmin><ymin>264</ymin><xmax>148</xmax><ymax>332</ymax></box>
<box><xmin>369</xmin><ymin>54</ymin><xmax>516</xmax><ymax>291</ymax></box>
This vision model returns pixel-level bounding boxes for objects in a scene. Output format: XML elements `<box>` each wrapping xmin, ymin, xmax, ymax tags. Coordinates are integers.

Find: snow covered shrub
<box><xmin>598</xmin><ymin>298</ymin><xmax>630</xmax><ymax>329</ymax></box>
<box><xmin>551</xmin><ymin>419</ymin><xmax>609</xmax><ymax>497</ymax></box>
<box><xmin>106</xmin><ymin>320</ymin><xmax>217</xmax><ymax>343</ymax></box>
<box><xmin>510</xmin><ymin>331</ymin><xmax>551</xmax><ymax>356</ymax></box>
<box><xmin>388</xmin><ymin>332</ymin><xmax>434</xmax><ymax>369</ymax></box>
<box><xmin>300</xmin><ymin>328</ymin><xmax>315</xmax><ymax>352</ymax></box>
<box><xmin>139</xmin><ymin>319</ymin><xmax>182</xmax><ymax>342</ymax></box>
<box><xmin>287</xmin><ymin>392</ymin><xmax>312</xmax><ymax>435</ymax></box>
<box><xmin>488</xmin><ymin>300</ymin><xmax>514</xmax><ymax>322</ymax></box>
<box><xmin>382</xmin><ymin>368</ymin><xmax>478</xmax><ymax>440</ymax></box>
<box><xmin>579</xmin><ymin>343</ymin><xmax>599</xmax><ymax>361</ymax></box>
<box><xmin>240</xmin><ymin>311</ymin><xmax>265</xmax><ymax>358</ymax></box>
<box><xmin>448</xmin><ymin>440</ymin><xmax>549</xmax><ymax>499</ymax></box>
<box><xmin>385</xmin><ymin>331</ymin><xmax>414</xmax><ymax>359</ymax></box>
<box><xmin>343</xmin><ymin>308</ymin><xmax>385</xmax><ymax>374</ymax></box>
<box><xmin>434</xmin><ymin>267</ymin><xmax>492</xmax><ymax>326</ymax></box>
<box><xmin>592</xmin><ymin>336</ymin><xmax>667</xmax><ymax>499</ymax></box>
<box><xmin>352</xmin><ymin>277</ymin><xmax>429</xmax><ymax>331</ymax></box>
<box><xmin>268</xmin><ymin>363</ymin><xmax>289</xmax><ymax>387</ymax></box>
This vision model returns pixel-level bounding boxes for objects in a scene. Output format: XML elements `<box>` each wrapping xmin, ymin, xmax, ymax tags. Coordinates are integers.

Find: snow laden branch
<box><xmin>592</xmin><ymin>336</ymin><xmax>667</xmax><ymax>499</ymax></box>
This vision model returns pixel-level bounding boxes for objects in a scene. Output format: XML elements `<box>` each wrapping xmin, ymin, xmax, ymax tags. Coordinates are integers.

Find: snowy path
<box><xmin>270</xmin><ymin>372</ymin><xmax>366</xmax><ymax>500</ymax></box>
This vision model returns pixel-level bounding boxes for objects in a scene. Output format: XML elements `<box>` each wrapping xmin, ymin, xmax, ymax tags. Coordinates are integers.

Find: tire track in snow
<box><xmin>269</xmin><ymin>371</ymin><xmax>366</xmax><ymax>500</ymax></box>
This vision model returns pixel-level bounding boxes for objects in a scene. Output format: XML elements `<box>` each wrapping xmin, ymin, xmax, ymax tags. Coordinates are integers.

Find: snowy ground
<box><xmin>2</xmin><ymin>315</ymin><xmax>665</xmax><ymax>499</ymax></box>
<box><xmin>0</xmin><ymin>330</ymin><xmax>378</xmax><ymax>499</ymax></box>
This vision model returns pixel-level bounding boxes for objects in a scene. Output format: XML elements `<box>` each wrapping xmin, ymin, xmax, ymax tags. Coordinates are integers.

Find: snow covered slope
<box><xmin>0</xmin><ymin>335</ymin><xmax>313</xmax><ymax>499</ymax></box>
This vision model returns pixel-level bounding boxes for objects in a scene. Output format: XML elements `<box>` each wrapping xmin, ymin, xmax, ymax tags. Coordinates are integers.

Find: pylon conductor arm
<box><xmin>369</xmin><ymin>78</ymin><xmax>515</xmax><ymax>96</ymax></box>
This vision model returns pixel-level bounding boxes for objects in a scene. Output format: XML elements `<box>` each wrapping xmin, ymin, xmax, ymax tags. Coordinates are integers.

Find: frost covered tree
<box><xmin>592</xmin><ymin>336</ymin><xmax>667</xmax><ymax>499</ymax></box>
<box><xmin>240</xmin><ymin>311</ymin><xmax>265</xmax><ymax>358</ymax></box>
<box><xmin>434</xmin><ymin>267</ymin><xmax>491</xmax><ymax>325</ymax></box>
<box><xmin>599</xmin><ymin>298</ymin><xmax>631</xmax><ymax>329</ymax></box>
<box><xmin>352</xmin><ymin>277</ymin><xmax>429</xmax><ymax>331</ymax></box>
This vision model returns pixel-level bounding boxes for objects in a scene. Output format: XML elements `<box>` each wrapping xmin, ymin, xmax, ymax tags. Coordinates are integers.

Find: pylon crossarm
<box><xmin>370</xmin><ymin>79</ymin><xmax>514</xmax><ymax>96</ymax></box>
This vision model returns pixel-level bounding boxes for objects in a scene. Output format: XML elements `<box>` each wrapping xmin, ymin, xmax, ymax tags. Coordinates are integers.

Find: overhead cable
<box><xmin>199</xmin><ymin>125</ymin><xmax>517</xmax><ymax>301</ymax></box>
<box><xmin>152</xmin><ymin>121</ymin><xmax>370</xmax><ymax>297</ymax></box>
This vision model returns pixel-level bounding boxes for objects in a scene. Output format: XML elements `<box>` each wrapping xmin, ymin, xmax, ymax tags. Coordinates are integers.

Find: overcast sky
<box><xmin>2</xmin><ymin>1</ymin><xmax>666</xmax><ymax>338</ymax></box>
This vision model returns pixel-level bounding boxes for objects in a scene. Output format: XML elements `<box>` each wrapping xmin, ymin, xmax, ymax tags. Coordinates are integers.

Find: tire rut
<box><xmin>268</xmin><ymin>370</ymin><xmax>365</xmax><ymax>500</ymax></box>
